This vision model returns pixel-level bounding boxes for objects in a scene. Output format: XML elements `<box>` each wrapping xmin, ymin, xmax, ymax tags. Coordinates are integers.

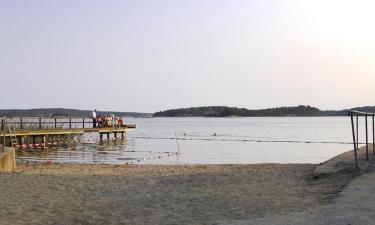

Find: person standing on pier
<box><xmin>92</xmin><ymin>109</ymin><xmax>97</xmax><ymax>128</ymax></box>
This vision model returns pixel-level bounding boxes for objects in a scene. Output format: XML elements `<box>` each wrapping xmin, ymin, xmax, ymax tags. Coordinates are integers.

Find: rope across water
<box><xmin>130</xmin><ymin>136</ymin><xmax>355</xmax><ymax>145</ymax></box>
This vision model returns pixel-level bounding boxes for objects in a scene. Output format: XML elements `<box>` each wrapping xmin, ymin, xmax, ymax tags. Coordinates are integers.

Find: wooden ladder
<box><xmin>7</xmin><ymin>121</ymin><xmax>18</xmax><ymax>147</ymax></box>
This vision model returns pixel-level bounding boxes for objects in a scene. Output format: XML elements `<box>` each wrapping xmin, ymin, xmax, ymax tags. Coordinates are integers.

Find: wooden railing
<box><xmin>1</xmin><ymin>117</ymin><xmax>94</xmax><ymax>130</ymax></box>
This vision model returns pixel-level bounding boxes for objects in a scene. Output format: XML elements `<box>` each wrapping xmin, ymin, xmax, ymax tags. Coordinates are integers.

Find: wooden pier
<box><xmin>0</xmin><ymin>117</ymin><xmax>136</xmax><ymax>148</ymax></box>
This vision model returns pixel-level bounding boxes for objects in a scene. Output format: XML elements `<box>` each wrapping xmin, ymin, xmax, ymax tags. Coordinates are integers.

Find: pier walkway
<box><xmin>0</xmin><ymin>117</ymin><xmax>136</xmax><ymax>148</ymax></box>
<box><xmin>0</xmin><ymin>125</ymin><xmax>136</xmax><ymax>137</ymax></box>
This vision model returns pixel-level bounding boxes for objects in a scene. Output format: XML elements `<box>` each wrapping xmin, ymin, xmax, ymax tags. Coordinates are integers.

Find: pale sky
<box><xmin>1</xmin><ymin>0</ymin><xmax>374</xmax><ymax>112</ymax></box>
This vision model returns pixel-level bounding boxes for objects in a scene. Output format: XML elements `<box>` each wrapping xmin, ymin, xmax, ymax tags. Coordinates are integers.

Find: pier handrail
<box><xmin>1</xmin><ymin>117</ymin><xmax>96</xmax><ymax>130</ymax></box>
<box><xmin>348</xmin><ymin>110</ymin><xmax>375</xmax><ymax>169</ymax></box>
<box><xmin>3</xmin><ymin>116</ymin><xmax>93</xmax><ymax>119</ymax></box>
<box><xmin>0</xmin><ymin>116</ymin><xmax>135</xmax><ymax>132</ymax></box>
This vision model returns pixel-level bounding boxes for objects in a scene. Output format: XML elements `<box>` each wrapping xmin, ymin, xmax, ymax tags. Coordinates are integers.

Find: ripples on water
<box><xmin>17</xmin><ymin>117</ymin><xmax>358</xmax><ymax>165</ymax></box>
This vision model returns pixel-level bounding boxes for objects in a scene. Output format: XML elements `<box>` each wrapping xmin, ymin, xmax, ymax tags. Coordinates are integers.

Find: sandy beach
<box><xmin>0</xmin><ymin>149</ymin><xmax>365</xmax><ymax>225</ymax></box>
<box><xmin>2</xmin><ymin>0</ymin><xmax>373</xmax><ymax>224</ymax></box>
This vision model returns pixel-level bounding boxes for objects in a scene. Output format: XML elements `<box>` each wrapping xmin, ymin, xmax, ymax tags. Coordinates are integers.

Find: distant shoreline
<box><xmin>1</xmin><ymin>105</ymin><xmax>374</xmax><ymax>118</ymax></box>
<box><xmin>154</xmin><ymin>105</ymin><xmax>375</xmax><ymax>117</ymax></box>
<box><xmin>0</xmin><ymin>108</ymin><xmax>152</xmax><ymax>118</ymax></box>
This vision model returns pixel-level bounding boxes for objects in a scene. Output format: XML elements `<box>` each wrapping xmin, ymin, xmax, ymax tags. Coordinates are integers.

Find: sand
<box><xmin>1</xmin><ymin>145</ymin><xmax>374</xmax><ymax>225</ymax></box>
<box><xmin>227</xmin><ymin>145</ymin><xmax>375</xmax><ymax>225</ymax></box>
<box><xmin>0</xmin><ymin>158</ymin><xmax>361</xmax><ymax>225</ymax></box>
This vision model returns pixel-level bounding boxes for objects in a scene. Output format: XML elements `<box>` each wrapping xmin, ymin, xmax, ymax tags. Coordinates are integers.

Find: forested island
<box><xmin>1</xmin><ymin>106</ymin><xmax>374</xmax><ymax>118</ymax></box>
<box><xmin>153</xmin><ymin>105</ymin><xmax>375</xmax><ymax>117</ymax></box>
<box><xmin>0</xmin><ymin>108</ymin><xmax>151</xmax><ymax>118</ymax></box>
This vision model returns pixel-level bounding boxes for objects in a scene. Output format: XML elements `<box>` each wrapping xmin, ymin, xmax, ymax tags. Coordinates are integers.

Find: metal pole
<box><xmin>351</xmin><ymin>113</ymin><xmax>359</xmax><ymax>169</ymax></box>
<box><xmin>373</xmin><ymin>115</ymin><xmax>375</xmax><ymax>154</ymax></box>
<box><xmin>356</xmin><ymin>116</ymin><xmax>359</xmax><ymax>149</ymax></box>
<box><xmin>69</xmin><ymin>118</ymin><xmax>72</xmax><ymax>129</ymax></box>
<box><xmin>2</xmin><ymin>118</ymin><xmax>5</xmax><ymax>148</ymax></box>
<box><xmin>20</xmin><ymin>117</ymin><xmax>23</xmax><ymax>129</ymax></box>
<box><xmin>39</xmin><ymin>118</ymin><xmax>42</xmax><ymax>129</ymax></box>
<box><xmin>54</xmin><ymin>118</ymin><xmax>57</xmax><ymax>129</ymax></box>
<box><xmin>366</xmin><ymin>115</ymin><xmax>369</xmax><ymax>160</ymax></box>
<box><xmin>82</xmin><ymin>118</ymin><xmax>85</xmax><ymax>128</ymax></box>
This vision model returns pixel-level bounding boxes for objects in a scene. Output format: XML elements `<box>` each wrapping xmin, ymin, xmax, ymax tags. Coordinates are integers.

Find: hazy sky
<box><xmin>1</xmin><ymin>0</ymin><xmax>374</xmax><ymax>112</ymax></box>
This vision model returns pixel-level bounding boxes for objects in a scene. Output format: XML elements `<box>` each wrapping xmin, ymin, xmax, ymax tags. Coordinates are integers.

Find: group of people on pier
<box><xmin>92</xmin><ymin>110</ymin><xmax>124</xmax><ymax>128</ymax></box>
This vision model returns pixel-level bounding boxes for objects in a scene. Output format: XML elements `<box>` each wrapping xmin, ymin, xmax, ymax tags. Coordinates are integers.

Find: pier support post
<box><xmin>121</xmin><ymin>132</ymin><xmax>125</xmax><ymax>139</ymax></box>
<box><xmin>100</xmin><ymin>133</ymin><xmax>103</xmax><ymax>142</ymax></box>
<box><xmin>107</xmin><ymin>133</ymin><xmax>110</xmax><ymax>140</ymax></box>
<box><xmin>114</xmin><ymin>132</ymin><xmax>117</xmax><ymax>139</ymax></box>
<box><xmin>42</xmin><ymin>136</ymin><xmax>46</xmax><ymax>148</ymax></box>
<box><xmin>18</xmin><ymin>137</ymin><xmax>23</xmax><ymax>146</ymax></box>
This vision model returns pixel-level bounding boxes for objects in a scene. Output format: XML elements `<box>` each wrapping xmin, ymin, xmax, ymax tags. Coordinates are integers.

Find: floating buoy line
<box><xmin>130</xmin><ymin>136</ymin><xmax>356</xmax><ymax>145</ymax></box>
<box><xmin>120</xmin><ymin>151</ymin><xmax>179</xmax><ymax>166</ymax></box>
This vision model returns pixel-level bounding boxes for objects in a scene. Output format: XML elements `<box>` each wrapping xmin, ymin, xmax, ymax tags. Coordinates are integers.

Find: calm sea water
<box><xmin>18</xmin><ymin>117</ymin><xmax>358</xmax><ymax>165</ymax></box>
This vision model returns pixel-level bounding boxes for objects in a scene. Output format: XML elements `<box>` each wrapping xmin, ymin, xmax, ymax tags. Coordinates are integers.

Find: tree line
<box><xmin>153</xmin><ymin>105</ymin><xmax>322</xmax><ymax>117</ymax></box>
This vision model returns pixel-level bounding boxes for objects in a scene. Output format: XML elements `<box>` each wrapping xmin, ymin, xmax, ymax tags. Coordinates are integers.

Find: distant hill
<box><xmin>1</xmin><ymin>106</ymin><xmax>374</xmax><ymax>118</ymax></box>
<box><xmin>154</xmin><ymin>105</ymin><xmax>375</xmax><ymax>117</ymax></box>
<box><xmin>0</xmin><ymin>108</ymin><xmax>152</xmax><ymax>118</ymax></box>
<box><xmin>154</xmin><ymin>105</ymin><xmax>321</xmax><ymax>117</ymax></box>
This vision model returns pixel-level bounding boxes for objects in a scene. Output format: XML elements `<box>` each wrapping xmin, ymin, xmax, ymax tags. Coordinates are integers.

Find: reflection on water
<box><xmin>17</xmin><ymin>137</ymin><xmax>179</xmax><ymax>164</ymax></box>
<box><xmin>17</xmin><ymin>117</ymin><xmax>356</xmax><ymax>165</ymax></box>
